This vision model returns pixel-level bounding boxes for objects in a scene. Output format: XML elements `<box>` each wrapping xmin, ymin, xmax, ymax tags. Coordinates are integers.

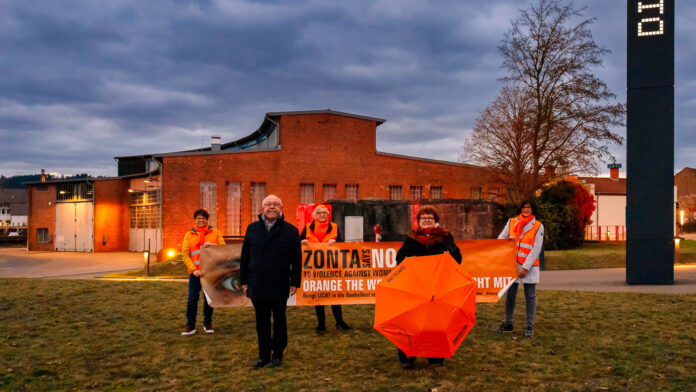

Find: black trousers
<box><xmin>251</xmin><ymin>298</ymin><xmax>288</xmax><ymax>362</ymax></box>
<box><xmin>315</xmin><ymin>305</ymin><xmax>343</xmax><ymax>325</ymax></box>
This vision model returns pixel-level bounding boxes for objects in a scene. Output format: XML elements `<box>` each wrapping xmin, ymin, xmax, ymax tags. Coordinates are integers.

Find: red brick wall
<box><xmin>27</xmin><ymin>184</ymin><xmax>56</xmax><ymax>251</ymax></box>
<box><xmin>94</xmin><ymin>179</ymin><xmax>130</xmax><ymax>252</ymax></box>
<box><xmin>160</xmin><ymin>113</ymin><xmax>502</xmax><ymax>249</ymax></box>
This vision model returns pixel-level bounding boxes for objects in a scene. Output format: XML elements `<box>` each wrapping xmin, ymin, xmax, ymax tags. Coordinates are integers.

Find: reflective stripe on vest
<box><xmin>305</xmin><ymin>222</ymin><xmax>338</xmax><ymax>243</ymax></box>
<box><xmin>510</xmin><ymin>217</ymin><xmax>541</xmax><ymax>267</ymax></box>
<box><xmin>187</xmin><ymin>228</ymin><xmax>219</xmax><ymax>271</ymax></box>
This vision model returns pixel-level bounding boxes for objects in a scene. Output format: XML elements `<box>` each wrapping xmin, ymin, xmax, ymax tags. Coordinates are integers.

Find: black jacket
<box><xmin>240</xmin><ymin>213</ymin><xmax>302</xmax><ymax>300</ymax></box>
<box><xmin>395</xmin><ymin>234</ymin><xmax>462</xmax><ymax>265</ymax></box>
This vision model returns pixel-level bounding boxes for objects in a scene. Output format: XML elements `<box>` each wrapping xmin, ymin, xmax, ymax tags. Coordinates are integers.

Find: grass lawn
<box><xmin>1</xmin><ymin>279</ymin><xmax>695</xmax><ymax>391</ymax></box>
<box><xmin>105</xmin><ymin>259</ymin><xmax>190</xmax><ymax>280</ymax></box>
<box><xmin>544</xmin><ymin>240</ymin><xmax>696</xmax><ymax>270</ymax></box>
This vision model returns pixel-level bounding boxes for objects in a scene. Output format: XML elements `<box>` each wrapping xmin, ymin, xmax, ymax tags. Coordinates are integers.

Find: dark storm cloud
<box><xmin>0</xmin><ymin>0</ymin><xmax>693</xmax><ymax>177</ymax></box>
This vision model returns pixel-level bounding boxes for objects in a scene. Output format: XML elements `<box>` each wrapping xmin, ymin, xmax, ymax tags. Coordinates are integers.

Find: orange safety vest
<box><xmin>510</xmin><ymin>217</ymin><xmax>541</xmax><ymax>267</ymax></box>
<box><xmin>186</xmin><ymin>226</ymin><xmax>221</xmax><ymax>271</ymax></box>
<box><xmin>305</xmin><ymin>221</ymin><xmax>338</xmax><ymax>243</ymax></box>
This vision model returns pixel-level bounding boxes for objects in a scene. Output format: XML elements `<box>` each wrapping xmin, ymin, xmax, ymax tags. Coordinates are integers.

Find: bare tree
<box><xmin>461</xmin><ymin>0</ymin><xmax>624</xmax><ymax>202</ymax></box>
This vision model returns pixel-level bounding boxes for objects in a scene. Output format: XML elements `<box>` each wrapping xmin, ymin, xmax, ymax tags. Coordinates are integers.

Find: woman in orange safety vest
<box><xmin>495</xmin><ymin>200</ymin><xmax>544</xmax><ymax>338</ymax></box>
<box><xmin>300</xmin><ymin>204</ymin><xmax>351</xmax><ymax>332</ymax></box>
<box><xmin>181</xmin><ymin>209</ymin><xmax>225</xmax><ymax>336</ymax></box>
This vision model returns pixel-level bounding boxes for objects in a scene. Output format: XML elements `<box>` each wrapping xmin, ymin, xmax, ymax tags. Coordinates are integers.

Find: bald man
<box><xmin>240</xmin><ymin>195</ymin><xmax>302</xmax><ymax>369</ymax></box>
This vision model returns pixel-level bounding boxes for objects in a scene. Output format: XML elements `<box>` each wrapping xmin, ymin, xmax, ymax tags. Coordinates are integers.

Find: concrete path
<box><xmin>539</xmin><ymin>264</ymin><xmax>696</xmax><ymax>294</ymax></box>
<box><xmin>0</xmin><ymin>248</ymin><xmax>144</xmax><ymax>279</ymax></box>
<box><xmin>1</xmin><ymin>247</ymin><xmax>695</xmax><ymax>294</ymax></box>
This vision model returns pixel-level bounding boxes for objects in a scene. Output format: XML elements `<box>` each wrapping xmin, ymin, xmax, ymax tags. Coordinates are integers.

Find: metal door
<box><xmin>55</xmin><ymin>202</ymin><xmax>93</xmax><ymax>252</ymax></box>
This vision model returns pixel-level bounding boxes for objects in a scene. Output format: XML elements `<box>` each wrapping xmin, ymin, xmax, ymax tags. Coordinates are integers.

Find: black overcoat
<box><xmin>240</xmin><ymin>214</ymin><xmax>302</xmax><ymax>300</ymax></box>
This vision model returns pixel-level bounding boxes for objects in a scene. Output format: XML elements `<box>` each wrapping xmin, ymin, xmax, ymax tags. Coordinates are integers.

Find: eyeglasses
<box><xmin>263</xmin><ymin>202</ymin><xmax>281</xmax><ymax>207</ymax></box>
<box><xmin>419</xmin><ymin>216</ymin><xmax>435</xmax><ymax>221</ymax></box>
<box><xmin>315</xmin><ymin>211</ymin><xmax>328</xmax><ymax>214</ymax></box>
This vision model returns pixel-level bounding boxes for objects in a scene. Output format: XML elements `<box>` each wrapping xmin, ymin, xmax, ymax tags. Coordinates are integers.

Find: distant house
<box><xmin>0</xmin><ymin>188</ymin><xmax>28</xmax><ymax>234</ymax></box>
<box><xmin>578</xmin><ymin>163</ymin><xmax>626</xmax><ymax>241</ymax></box>
<box><xmin>674</xmin><ymin>167</ymin><xmax>696</xmax><ymax>231</ymax></box>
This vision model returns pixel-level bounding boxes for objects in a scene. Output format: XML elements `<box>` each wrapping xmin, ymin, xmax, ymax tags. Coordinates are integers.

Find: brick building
<box><xmin>27</xmin><ymin>110</ymin><xmax>505</xmax><ymax>253</ymax></box>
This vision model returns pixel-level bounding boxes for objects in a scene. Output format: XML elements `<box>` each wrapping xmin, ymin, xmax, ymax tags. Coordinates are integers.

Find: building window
<box><xmin>57</xmin><ymin>182</ymin><xmax>93</xmax><ymax>201</ymax></box>
<box><xmin>36</xmin><ymin>185</ymin><xmax>48</xmax><ymax>192</ymax></box>
<box><xmin>389</xmin><ymin>185</ymin><xmax>403</xmax><ymax>200</ymax></box>
<box><xmin>430</xmin><ymin>186</ymin><xmax>443</xmax><ymax>200</ymax></box>
<box><xmin>345</xmin><ymin>184</ymin><xmax>359</xmax><ymax>201</ymax></box>
<box><xmin>488</xmin><ymin>187</ymin><xmax>499</xmax><ymax>202</ymax></box>
<box><xmin>226</xmin><ymin>182</ymin><xmax>242</xmax><ymax>236</ymax></box>
<box><xmin>410</xmin><ymin>186</ymin><xmax>423</xmax><ymax>201</ymax></box>
<box><xmin>0</xmin><ymin>204</ymin><xmax>8</xmax><ymax>215</ymax></box>
<box><xmin>323</xmin><ymin>184</ymin><xmax>337</xmax><ymax>202</ymax></box>
<box><xmin>200</xmin><ymin>182</ymin><xmax>217</xmax><ymax>227</ymax></box>
<box><xmin>300</xmin><ymin>184</ymin><xmax>315</xmax><ymax>204</ymax></box>
<box><xmin>470</xmin><ymin>187</ymin><xmax>482</xmax><ymax>199</ymax></box>
<box><xmin>251</xmin><ymin>182</ymin><xmax>267</xmax><ymax>220</ymax></box>
<box><xmin>129</xmin><ymin>190</ymin><xmax>161</xmax><ymax>229</ymax></box>
<box><xmin>37</xmin><ymin>228</ymin><xmax>49</xmax><ymax>243</ymax></box>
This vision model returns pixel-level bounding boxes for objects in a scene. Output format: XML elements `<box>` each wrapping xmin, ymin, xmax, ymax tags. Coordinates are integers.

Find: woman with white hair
<box><xmin>300</xmin><ymin>204</ymin><xmax>351</xmax><ymax>332</ymax></box>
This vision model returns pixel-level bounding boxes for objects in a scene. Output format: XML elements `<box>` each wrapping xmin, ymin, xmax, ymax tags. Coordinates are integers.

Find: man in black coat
<box><xmin>240</xmin><ymin>194</ymin><xmax>301</xmax><ymax>369</ymax></box>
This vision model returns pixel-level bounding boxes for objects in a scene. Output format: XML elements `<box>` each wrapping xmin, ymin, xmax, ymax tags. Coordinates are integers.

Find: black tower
<box><xmin>626</xmin><ymin>0</ymin><xmax>674</xmax><ymax>284</ymax></box>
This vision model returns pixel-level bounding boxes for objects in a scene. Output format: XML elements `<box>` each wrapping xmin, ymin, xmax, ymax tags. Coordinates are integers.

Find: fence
<box><xmin>585</xmin><ymin>225</ymin><xmax>626</xmax><ymax>241</ymax></box>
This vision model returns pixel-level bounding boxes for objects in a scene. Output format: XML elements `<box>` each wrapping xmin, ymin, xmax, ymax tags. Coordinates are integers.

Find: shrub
<box><xmin>537</xmin><ymin>180</ymin><xmax>595</xmax><ymax>250</ymax></box>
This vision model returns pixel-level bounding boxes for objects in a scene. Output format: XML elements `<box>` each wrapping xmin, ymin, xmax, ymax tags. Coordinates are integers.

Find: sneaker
<box><xmin>495</xmin><ymin>322</ymin><xmax>513</xmax><ymax>333</ymax></box>
<box><xmin>181</xmin><ymin>326</ymin><xmax>196</xmax><ymax>336</ymax></box>
<box><xmin>400</xmin><ymin>361</ymin><xmax>415</xmax><ymax>370</ymax></box>
<box><xmin>524</xmin><ymin>326</ymin><xmax>534</xmax><ymax>338</ymax></box>
<box><xmin>203</xmin><ymin>324</ymin><xmax>214</xmax><ymax>334</ymax></box>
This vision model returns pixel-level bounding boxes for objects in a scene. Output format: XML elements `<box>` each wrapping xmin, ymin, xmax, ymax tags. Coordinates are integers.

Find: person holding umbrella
<box><xmin>300</xmin><ymin>204</ymin><xmax>351</xmax><ymax>332</ymax></box>
<box><xmin>495</xmin><ymin>200</ymin><xmax>544</xmax><ymax>338</ymax></box>
<box><xmin>394</xmin><ymin>205</ymin><xmax>462</xmax><ymax>369</ymax></box>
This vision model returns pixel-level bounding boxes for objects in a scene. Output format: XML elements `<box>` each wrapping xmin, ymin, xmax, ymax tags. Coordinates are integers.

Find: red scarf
<box><xmin>194</xmin><ymin>225</ymin><xmax>211</xmax><ymax>248</ymax></box>
<box><xmin>312</xmin><ymin>220</ymin><xmax>330</xmax><ymax>242</ymax></box>
<box><xmin>513</xmin><ymin>214</ymin><xmax>534</xmax><ymax>239</ymax></box>
<box><xmin>409</xmin><ymin>226</ymin><xmax>450</xmax><ymax>245</ymax></box>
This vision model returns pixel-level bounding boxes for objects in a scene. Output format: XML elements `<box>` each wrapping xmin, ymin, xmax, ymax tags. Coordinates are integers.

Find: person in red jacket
<box><xmin>181</xmin><ymin>209</ymin><xmax>225</xmax><ymax>336</ymax></box>
<box><xmin>300</xmin><ymin>204</ymin><xmax>351</xmax><ymax>332</ymax></box>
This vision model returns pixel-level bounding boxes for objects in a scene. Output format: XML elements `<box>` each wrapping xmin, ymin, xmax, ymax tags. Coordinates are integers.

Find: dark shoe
<box><xmin>400</xmin><ymin>361</ymin><xmax>415</xmax><ymax>370</ymax></box>
<box><xmin>203</xmin><ymin>323</ymin><xmax>214</xmax><ymax>334</ymax></box>
<box><xmin>268</xmin><ymin>358</ymin><xmax>282</xmax><ymax>368</ymax></box>
<box><xmin>181</xmin><ymin>326</ymin><xmax>196</xmax><ymax>336</ymax></box>
<box><xmin>525</xmin><ymin>326</ymin><xmax>534</xmax><ymax>338</ymax></box>
<box><xmin>336</xmin><ymin>320</ymin><xmax>352</xmax><ymax>330</ymax></box>
<box><xmin>254</xmin><ymin>359</ymin><xmax>269</xmax><ymax>369</ymax></box>
<box><xmin>316</xmin><ymin>323</ymin><xmax>326</xmax><ymax>333</ymax></box>
<box><xmin>427</xmin><ymin>358</ymin><xmax>445</xmax><ymax>367</ymax></box>
<box><xmin>495</xmin><ymin>322</ymin><xmax>513</xmax><ymax>333</ymax></box>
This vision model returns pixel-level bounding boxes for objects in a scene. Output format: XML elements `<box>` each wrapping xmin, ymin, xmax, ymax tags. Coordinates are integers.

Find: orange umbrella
<box><xmin>374</xmin><ymin>252</ymin><xmax>476</xmax><ymax>358</ymax></box>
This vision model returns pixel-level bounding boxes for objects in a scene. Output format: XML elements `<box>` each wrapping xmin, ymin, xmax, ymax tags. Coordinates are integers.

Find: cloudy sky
<box><xmin>1</xmin><ymin>0</ymin><xmax>694</xmax><ymax>177</ymax></box>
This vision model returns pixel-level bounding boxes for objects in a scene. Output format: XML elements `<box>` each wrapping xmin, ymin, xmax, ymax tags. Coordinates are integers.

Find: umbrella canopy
<box><xmin>374</xmin><ymin>252</ymin><xmax>476</xmax><ymax>358</ymax></box>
